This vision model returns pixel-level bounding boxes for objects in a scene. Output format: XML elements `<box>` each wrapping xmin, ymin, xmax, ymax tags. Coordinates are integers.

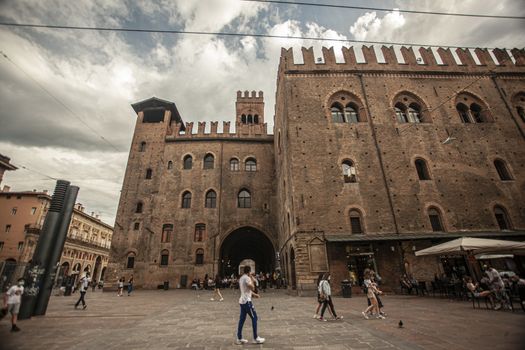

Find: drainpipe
<box><xmin>357</xmin><ymin>74</ymin><xmax>400</xmax><ymax>233</ymax></box>
<box><xmin>490</xmin><ymin>75</ymin><xmax>525</xmax><ymax>139</ymax></box>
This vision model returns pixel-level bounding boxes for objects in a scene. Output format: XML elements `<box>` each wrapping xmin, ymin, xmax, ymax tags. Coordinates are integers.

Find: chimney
<box><xmin>2</xmin><ymin>185</ymin><xmax>10</xmax><ymax>192</ymax></box>
<box><xmin>43</xmin><ymin>190</ymin><xmax>48</xmax><ymax>194</ymax></box>
<box><xmin>91</xmin><ymin>212</ymin><xmax>95</xmax><ymax>217</ymax></box>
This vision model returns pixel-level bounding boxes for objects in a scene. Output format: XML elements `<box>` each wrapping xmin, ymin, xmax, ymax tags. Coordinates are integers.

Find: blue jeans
<box><xmin>237</xmin><ymin>301</ymin><xmax>258</xmax><ymax>340</ymax></box>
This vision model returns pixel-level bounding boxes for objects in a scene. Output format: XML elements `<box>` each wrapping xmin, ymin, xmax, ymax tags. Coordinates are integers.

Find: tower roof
<box><xmin>131</xmin><ymin>97</ymin><xmax>184</xmax><ymax>125</ymax></box>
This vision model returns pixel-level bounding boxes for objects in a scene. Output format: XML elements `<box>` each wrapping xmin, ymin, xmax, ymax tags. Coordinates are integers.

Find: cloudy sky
<box><xmin>0</xmin><ymin>0</ymin><xmax>523</xmax><ymax>225</ymax></box>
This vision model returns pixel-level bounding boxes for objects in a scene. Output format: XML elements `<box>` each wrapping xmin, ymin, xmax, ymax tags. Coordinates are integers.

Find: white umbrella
<box><xmin>415</xmin><ymin>237</ymin><xmax>525</xmax><ymax>256</ymax></box>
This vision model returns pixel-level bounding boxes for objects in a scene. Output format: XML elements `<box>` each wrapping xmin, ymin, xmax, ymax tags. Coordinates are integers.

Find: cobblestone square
<box><xmin>1</xmin><ymin>289</ymin><xmax>524</xmax><ymax>350</ymax></box>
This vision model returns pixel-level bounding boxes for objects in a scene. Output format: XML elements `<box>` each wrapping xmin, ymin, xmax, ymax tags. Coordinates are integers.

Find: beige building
<box><xmin>108</xmin><ymin>45</ymin><xmax>525</xmax><ymax>294</ymax></box>
<box><xmin>0</xmin><ymin>188</ymin><xmax>113</xmax><ymax>287</ymax></box>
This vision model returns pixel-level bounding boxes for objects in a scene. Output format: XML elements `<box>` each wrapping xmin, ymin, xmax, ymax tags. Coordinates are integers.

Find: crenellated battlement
<box><xmin>280</xmin><ymin>46</ymin><xmax>525</xmax><ymax>74</ymax></box>
<box><xmin>237</xmin><ymin>90</ymin><xmax>264</xmax><ymax>101</ymax></box>
<box><xmin>166</xmin><ymin>121</ymin><xmax>272</xmax><ymax>141</ymax></box>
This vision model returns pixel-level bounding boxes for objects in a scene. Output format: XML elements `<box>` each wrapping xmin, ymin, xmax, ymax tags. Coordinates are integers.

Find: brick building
<box><xmin>108</xmin><ymin>46</ymin><xmax>525</xmax><ymax>294</ymax></box>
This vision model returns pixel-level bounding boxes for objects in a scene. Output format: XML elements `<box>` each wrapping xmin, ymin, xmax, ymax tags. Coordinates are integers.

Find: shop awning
<box><xmin>415</xmin><ymin>237</ymin><xmax>525</xmax><ymax>256</ymax></box>
<box><xmin>324</xmin><ymin>230</ymin><xmax>525</xmax><ymax>243</ymax></box>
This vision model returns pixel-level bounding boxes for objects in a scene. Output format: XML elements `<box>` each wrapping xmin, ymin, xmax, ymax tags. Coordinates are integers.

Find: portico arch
<box><xmin>219</xmin><ymin>226</ymin><xmax>275</xmax><ymax>277</ymax></box>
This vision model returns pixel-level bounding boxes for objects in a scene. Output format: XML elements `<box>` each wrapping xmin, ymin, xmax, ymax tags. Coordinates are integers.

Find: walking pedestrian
<box><xmin>313</xmin><ymin>273</ymin><xmax>334</xmax><ymax>319</ymax></box>
<box><xmin>117</xmin><ymin>277</ymin><xmax>124</xmax><ymax>296</ymax></box>
<box><xmin>362</xmin><ymin>270</ymin><xmax>384</xmax><ymax>319</ymax></box>
<box><xmin>235</xmin><ymin>265</ymin><xmax>265</xmax><ymax>345</ymax></box>
<box><xmin>211</xmin><ymin>274</ymin><xmax>224</xmax><ymax>301</ymax></box>
<box><xmin>364</xmin><ymin>270</ymin><xmax>387</xmax><ymax>317</ymax></box>
<box><xmin>127</xmin><ymin>275</ymin><xmax>134</xmax><ymax>296</ymax></box>
<box><xmin>318</xmin><ymin>273</ymin><xmax>342</xmax><ymax>321</ymax></box>
<box><xmin>74</xmin><ymin>273</ymin><xmax>91</xmax><ymax>310</ymax></box>
<box><xmin>3</xmin><ymin>278</ymin><xmax>24</xmax><ymax>332</ymax></box>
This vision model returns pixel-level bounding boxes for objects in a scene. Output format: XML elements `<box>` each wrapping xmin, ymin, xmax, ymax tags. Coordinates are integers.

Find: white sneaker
<box><xmin>377</xmin><ymin>314</ymin><xmax>386</xmax><ymax>319</ymax></box>
<box><xmin>253</xmin><ymin>337</ymin><xmax>265</xmax><ymax>344</ymax></box>
<box><xmin>235</xmin><ymin>339</ymin><xmax>248</xmax><ymax>345</ymax></box>
<box><xmin>210</xmin><ymin>298</ymin><xmax>215</xmax><ymax>301</ymax></box>
<box><xmin>313</xmin><ymin>314</ymin><xmax>319</xmax><ymax>319</ymax></box>
<box><xmin>362</xmin><ymin>311</ymin><xmax>369</xmax><ymax>320</ymax></box>
<box><xmin>220</xmin><ymin>298</ymin><xmax>224</xmax><ymax>301</ymax></box>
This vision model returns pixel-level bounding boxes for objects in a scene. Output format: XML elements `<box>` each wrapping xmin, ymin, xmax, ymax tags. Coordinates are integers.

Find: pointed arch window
<box><xmin>407</xmin><ymin>103</ymin><xmax>422</xmax><ymax>123</ymax></box>
<box><xmin>342</xmin><ymin>160</ymin><xmax>357</xmax><ymax>183</ymax></box>
<box><xmin>415</xmin><ymin>159</ymin><xmax>431</xmax><ymax>180</ymax></box>
<box><xmin>456</xmin><ymin>103</ymin><xmax>471</xmax><ymax>123</ymax></box>
<box><xmin>135</xmin><ymin>202</ymin><xmax>143</xmax><ymax>213</ymax></box>
<box><xmin>167</xmin><ymin>161</ymin><xmax>173</xmax><ymax>170</ymax></box>
<box><xmin>393</xmin><ymin>93</ymin><xmax>429</xmax><ymax>123</ymax></box>
<box><xmin>160</xmin><ymin>250</ymin><xmax>169</xmax><ymax>266</ymax></box>
<box><xmin>238</xmin><ymin>189</ymin><xmax>251</xmax><ymax>208</ymax></box>
<box><xmin>494</xmin><ymin>206</ymin><xmax>510</xmax><ymax>230</ymax></box>
<box><xmin>205</xmin><ymin>190</ymin><xmax>217</xmax><ymax>208</ymax></box>
<box><xmin>494</xmin><ymin>159</ymin><xmax>513</xmax><ymax>181</ymax></box>
<box><xmin>183</xmin><ymin>155</ymin><xmax>193</xmax><ymax>170</ymax></box>
<box><xmin>204</xmin><ymin>154</ymin><xmax>214</xmax><ymax>169</ymax></box>
<box><xmin>161</xmin><ymin>224</ymin><xmax>173</xmax><ymax>243</ymax></box>
<box><xmin>241</xmin><ymin>114</ymin><xmax>247</xmax><ymax>124</ymax></box>
<box><xmin>395</xmin><ymin>103</ymin><xmax>408</xmax><ymax>123</ymax></box>
<box><xmin>344</xmin><ymin>104</ymin><xmax>359</xmax><ymax>123</ymax></box>
<box><xmin>331</xmin><ymin>104</ymin><xmax>344</xmax><ymax>123</ymax></box>
<box><xmin>349</xmin><ymin>210</ymin><xmax>363</xmax><ymax>234</ymax></box>
<box><xmin>194</xmin><ymin>224</ymin><xmax>206</xmax><ymax>242</ymax></box>
<box><xmin>230</xmin><ymin>158</ymin><xmax>239</xmax><ymax>171</ymax></box>
<box><xmin>245</xmin><ymin>158</ymin><xmax>257</xmax><ymax>172</ymax></box>
<box><xmin>428</xmin><ymin>208</ymin><xmax>444</xmax><ymax>232</ymax></box>
<box><xmin>145</xmin><ymin>168</ymin><xmax>152</xmax><ymax>179</ymax></box>
<box><xmin>247</xmin><ymin>115</ymin><xmax>253</xmax><ymax>124</ymax></box>
<box><xmin>254</xmin><ymin>115</ymin><xmax>259</xmax><ymax>124</ymax></box>
<box><xmin>456</xmin><ymin>94</ymin><xmax>492</xmax><ymax>123</ymax></box>
<box><xmin>139</xmin><ymin>141</ymin><xmax>146</xmax><ymax>152</ymax></box>
<box><xmin>195</xmin><ymin>249</ymin><xmax>204</xmax><ymax>265</ymax></box>
<box><xmin>182</xmin><ymin>191</ymin><xmax>192</xmax><ymax>208</ymax></box>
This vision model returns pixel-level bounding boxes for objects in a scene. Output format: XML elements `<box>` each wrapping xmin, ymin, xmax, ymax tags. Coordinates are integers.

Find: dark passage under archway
<box><xmin>220</xmin><ymin>226</ymin><xmax>275</xmax><ymax>277</ymax></box>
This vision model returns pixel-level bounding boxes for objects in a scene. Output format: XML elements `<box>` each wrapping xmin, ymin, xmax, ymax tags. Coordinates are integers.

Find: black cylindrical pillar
<box><xmin>33</xmin><ymin>185</ymin><xmax>79</xmax><ymax>316</ymax></box>
<box><xmin>18</xmin><ymin>180</ymin><xmax>70</xmax><ymax>320</ymax></box>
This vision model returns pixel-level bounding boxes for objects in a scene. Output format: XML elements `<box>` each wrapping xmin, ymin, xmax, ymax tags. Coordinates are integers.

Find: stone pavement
<box><xmin>1</xmin><ymin>288</ymin><xmax>524</xmax><ymax>350</ymax></box>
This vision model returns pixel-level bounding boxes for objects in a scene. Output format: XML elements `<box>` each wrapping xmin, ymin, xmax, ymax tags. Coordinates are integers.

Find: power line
<box><xmin>0</xmin><ymin>21</ymin><xmax>519</xmax><ymax>50</ymax></box>
<box><xmin>0</xmin><ymin>51</ymin><xmax>122</xmax><ymax>152</ymax></box>
<box><xmin>243</xmin><ymin>0</ymin><xmax>525</xmax><ymax>20</ymax></box>
<box><xmin>11</xmin><ymin>162</ymin><xmax>58</xmax><ymax>181</ymax></box>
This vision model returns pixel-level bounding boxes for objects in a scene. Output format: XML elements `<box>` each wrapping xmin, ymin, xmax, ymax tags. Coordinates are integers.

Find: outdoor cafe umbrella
<box><xmin>414</xmin><ymin>237</ymin><xmax>525</xmax><ymax>280</ymax></box>
<box><xmin>415</xmin><ymin>237</ymin><xmax>525</xmax><ymax>257</ymax></box>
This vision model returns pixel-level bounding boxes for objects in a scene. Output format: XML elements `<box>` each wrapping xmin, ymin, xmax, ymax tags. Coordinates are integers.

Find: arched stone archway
<box><xmin>219</xmin><ymin>226</ymin><xmax>275</xmax><ymax>277</ymax></box>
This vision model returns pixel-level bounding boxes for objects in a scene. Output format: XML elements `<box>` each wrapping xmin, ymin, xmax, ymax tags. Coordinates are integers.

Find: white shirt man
<box><xmin>236</xmin><ymin>266</ymin><xmax>264</xmax><ymax>345</ymax></box>
<box><xmin>74</xmin><ymin>274</ymin><xmax>91</xmax><ymax>309</ymax></box>
<box><xmin>4</xmin><ymin>278</ymin><xmax>24</xmax><ymax>332</ymax></box>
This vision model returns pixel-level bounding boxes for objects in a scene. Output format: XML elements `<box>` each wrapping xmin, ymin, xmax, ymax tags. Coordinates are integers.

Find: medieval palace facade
<box><xmin>107</xmin><ymin>46</ymin><xmax>525</xmax><ymax>294</ymax></box>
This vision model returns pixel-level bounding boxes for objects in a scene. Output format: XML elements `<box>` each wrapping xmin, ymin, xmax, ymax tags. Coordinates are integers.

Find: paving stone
<box><xmin>0</xmin><ymin>289</ymin><xmax>524</xmax><ymax>349</ymax></box>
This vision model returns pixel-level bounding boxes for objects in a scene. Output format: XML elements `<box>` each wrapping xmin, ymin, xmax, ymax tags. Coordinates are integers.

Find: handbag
<box><xmin>0</xmin><ymin>307</ymin><xmax>7</xmax><ymax>320</ymax></box>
